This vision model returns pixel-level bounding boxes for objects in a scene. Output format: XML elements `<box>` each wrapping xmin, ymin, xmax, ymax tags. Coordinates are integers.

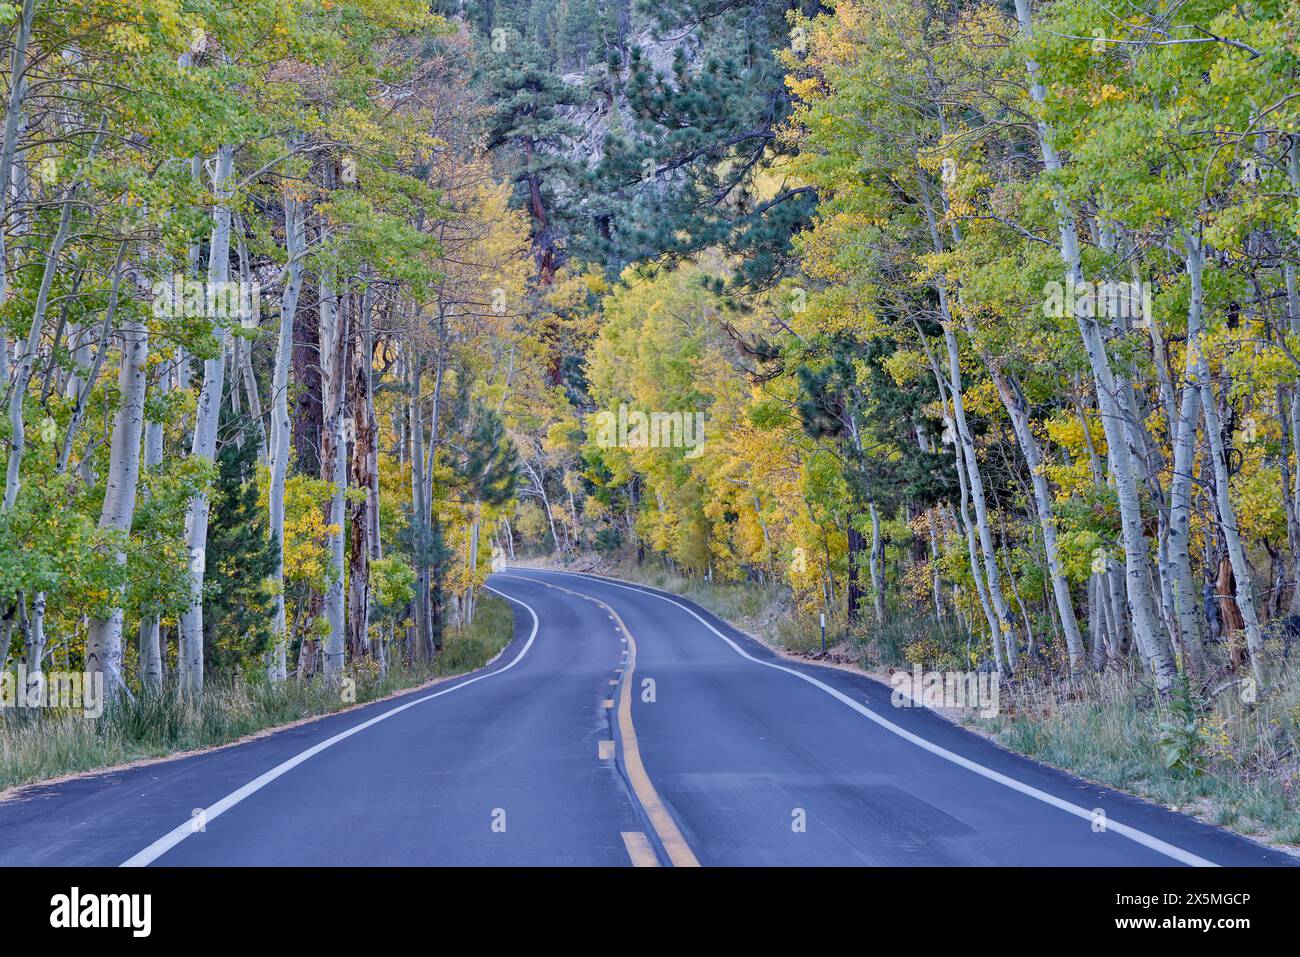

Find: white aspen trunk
<box><xmin>232</xmin><ymin>228</ymin><xmax>264</xmax><ymax>462</ymax></box>
<box><xmin>919</xmin><ymin>330</ymin><xmax>1003</xmax><ymax>671</ymax></box>
<box><xmin>1074</xmin><ymin>256</ymin><xmax>1168</xmax><ymax>672</ymax></box>
<box><xmin>954</xmin><ymin>433</ymin><xmax>1004</xmax><ymax>674</ymax></box>
<box><xmin>987</xmin><ymin>363</ymin><xmax>1086</xmax><ymax>670</ymax></box>
<box><xmin>926</xmin><ymin>509</ymin><xmax>944</xmax><ymax>620</ymax></box>
<box><xmin>915</xmin><ymin>426</ymin><xmax>946</xmax><ymax>620</ymax></box>
<box><xmin>1075</xmin><ymin>395</ymin><xmax>1133</xmax><ymax>664</ymax></box>
<box><xmin>237</xmin><ymin>299</ymin><xmax>267</xmax><ymax>469</ymax></box>
<box><xmin>424</xmin><ymin>313</ymin><xmax>447</xmax><ymax>512</ymax></box>
<box><xmin>57</xmin><ymin>248</ymin><xmax>125</xmax><ymax>472</ymax></box>
<box><xmin>319</xmin><ymin>266</ymin><xmax>347</xmax><ymax>680</ymax></box>
<box><xmin>868</xmin><ymin>502</ymin><xmax>885</xmax><ymax>626</ymax></box>
<box><xmin>943</xmin><ymin>320</ymin><xmax>1018</xmax><ymax>672</ymax></box>
<box><xmin>1168</xmin><ymin>382</ymin><xmax>1206</xmax><ymax>676</ymax></box>
<box><xmin>364</xmin><ymin>288</ymin><xmax>381</xmax><ymax>569</ymax></box>
<box><xmin>1187</xmin><ymin>235</ymin><xmax>1268</xmax><ymax>687</ymax></box>
<box><xmin>1168</xmin><ymin>281</ymin><xmax>1208</xmax><ymax>676</ymax></box>
<box><xmin>916</xmin><ymin>180</ymin><xmax>1017</xmax><ymax>669</ymax></box>
<box><xmin>138</xmin><ymin>406</ymin><xmax>164</xmax><ymax>693</ymax></box>
<box><xmin>1088</xmin><ymin>573</ymin><xmax>1107</xmax><ymax>670</ymax></box>
<box><xmin>0</xmin><ymin>0</ymin><xmax>35</xmax><ymax>317</ymax></box>
<box><xmin>267</xmin><ymin>189</ymin><xmax>305</xmax><ymax>683</ymax></box>
<box><xmin>408</xmin><ymin>348</ymin><xmax>433</xmax><ymax>659</ymax></box>
<box><xmin>85</xmin><ymin>315</ymin><xmax>149</xmax><ymax>699</ymax></box>
<box><xmin>228</xmin><ymin>335</ymin><xmax>242</xmax><ymax>417</ymax></box>
<box><xmin>1105</xmin><ymin>560</ymin><xmax>1131</xmax><ymax>660</ymax></box>
<box><xmin>1012</xmin><ymin>0</ymin><xmax>1175</xmax><ymax>689</ymax></box>
<box><xmin>179</xmin><ymin>144</ymin><xmax>235</xmax><ymax>695</ymax></box>
<box><xmin>465</xmin><ymin>502</ymin><xmax>481</xmax><ymax>624</ymax></box>
<box><xmin>23</xmin><ymin>592</ymin><xmax>44</xmax><ymax>673</ymax></box>
<box><xmin>1113</xmin><ymin>362</ymin><xmax>1173</xmax><ymax>632</ymax></box>
<box><xmin>4</xmin><ymin>141</ymin><xmax>95</xmax><ymax>509</ymax></box>
<box><xmin>27</xmin><ymin>243</ymin><xmax>126</xmax><ymax>672</ymax></box>
<box><xmin>1283</xmin><ymin>139</ymin><xmax>1300</xmax><ymax>614</ymax></box>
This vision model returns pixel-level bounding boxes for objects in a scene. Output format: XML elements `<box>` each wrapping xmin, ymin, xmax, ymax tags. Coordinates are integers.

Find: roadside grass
<box><xmin>596</xmin><ymin>560</ymin><xmax>784</xmax><ymax>623</ymax></box>
<box><xmin>972</xmin><ymin>666</ymin><xmax>1300</xmax><ymax>847</ymax></box>
<box><xmin>0</xmin><ymin>593</ymin><xmax>515</xmax><ymax>793</ymax></box>
<box><xmin>434</xmin><ymin>593</ymin><xmax>515</xmax><ymax>675</ymax></box>
<box><xmin>559</xmin><ymin>552</ymin><xmax>1300</xmax><ymax>850</ymax></box>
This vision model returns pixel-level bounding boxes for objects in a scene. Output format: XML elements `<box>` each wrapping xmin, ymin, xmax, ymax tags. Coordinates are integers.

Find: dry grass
<box><xmin>0</xmin><ymin>594</ymin><xmax>515</xmax><ymax>793</ymax></box>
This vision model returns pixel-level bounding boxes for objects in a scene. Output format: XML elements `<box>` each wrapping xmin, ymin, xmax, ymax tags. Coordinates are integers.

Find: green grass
<box><xmin>584</xmin><ymin>558</ymin><xmax>959</xmax><ymax>668</ymax></box>
<box><xmin>594</xmin><ymin>559</ymin><xmax>840</xmax><ymax>654</ymax></box>
<box><xmin>434</xmin><ymin>592</ymin><xmax>515</xmax><ymax>675</ymax></box>
<box><xmin>969</xmin><ymin>666</ymin><xmax>1300</xmax><ymax>847</ymax></box>
<box><xmin>597</xmin><ymin>560</ymin><xmax>786</xmax><ymax>623</ymax></box>
<box><xmin>0</xmin><ymin>593</ymin><xmax>516</xmax><ymax>793</ymax></box>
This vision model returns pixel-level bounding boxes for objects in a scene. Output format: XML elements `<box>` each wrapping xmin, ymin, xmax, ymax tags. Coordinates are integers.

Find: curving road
<box><xmin>0</xmin><ymin>567</ymin><xmax>1291</xmax><ymax>866</ymax></box>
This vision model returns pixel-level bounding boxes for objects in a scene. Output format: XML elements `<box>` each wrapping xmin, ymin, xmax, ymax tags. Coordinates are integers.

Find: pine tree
<box><xmin>481</xmin><ymin>30</ymin><xmax>585</xmax><ymax>281</ymax></box>
<box><xmin>202</xmin><ymin>400</ymin><xmax>277</xmax><ymax>677</ymax></box>
<box><xmin>587</xmin><ymin>0</ymin><xmax>819</xmax><ymax>289</ymax></box>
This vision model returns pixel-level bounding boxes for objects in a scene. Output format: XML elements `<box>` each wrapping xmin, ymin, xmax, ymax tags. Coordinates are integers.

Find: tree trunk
<box><xmin>346</xmin><ymin>287</ymin><xmax>376</xmax><ymax>660</ymax></box>
<box><xmin>1189</xmin><ymin>237</ymin><xmax>1267</xmax><ymax>686</ymax></box>
<box><xmin>179</xmin><ymin>144</ymin><xmax>235</xmax><ymax>696</ymax></box>
<box><xmin>846</xmin><ymin>521</ymin><xmax>866</xmax><ymax>624</ymax></box>
<box><xmin>5</xmin><ymin>128</ymin><xmax>104</xmax><ymax>509</ymax></box>
<box><xmin>1013</xmin><ymin>0</ymin><xmax>1175</xmax><ymax>690</ymax></box>
<box><xmin>942</xmin><ymin>320</ymin><xmax>1017</xmax><ymax>672</ymax></box>
<box><xmin>868</xmin><ymin>503</ymin><xmax>885</xmax><ymax>626</ymax></box>
<box><xmin>291</xmin><ymin>290</ymin><xmax>323</xmax><ymax>477</ymax></box>
<box><xmin>1167</xmin><ymin>253</ymin><xmax>1209</xmax><ymax>677</ymax></box>
<box><xmin>138</xmin><ymin>402</ymin><xmax>164</xmax><ymax>692</ymax></box>
<box><xmin>86</xmin><ymin>314</ymin><xmax>149</xmax><ymax>701</ymax></box>
<box><xmin>1285</xmin><ymin>138</ymin><xmax>1300</xmax><ymax>615</ymax></box>
<box><xmin>408</xmin><ymin>348</ymin><xmax>433</xmax><ymax>660</ymax></box>
<box><xmin>920</xmin><ymin>332</ymin><xmax>1004</xmax><ymax>672</ymax></box>
<box><xmin>319</xmin><ymin>266</ymin><xmax>349</xmax><ymax>680</ymax></box>
<box><xmin>987</xmin><ymin>361</ymin><xmax>1086</xmax><ymax>670</ymax></box>
<box><xmin>0</xmin><ymin>0</ymin><xmax>35</xmax><ymax>317</ymax></box>
<box><xmin>465</xmin><ymin>502</ymin><xmax>481</xmax><ymax>624</ymax></box>
<box><xmin>267</xmin><ymin>186</ymin><xmax>306</xmax><ymax>682</ymax></box>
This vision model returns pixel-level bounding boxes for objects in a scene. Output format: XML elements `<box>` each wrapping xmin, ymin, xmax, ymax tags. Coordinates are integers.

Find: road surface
<box><xmin>0</xmin><ymin>568</ymin><xmax>1291</xmax><ymax>866</ymax></box>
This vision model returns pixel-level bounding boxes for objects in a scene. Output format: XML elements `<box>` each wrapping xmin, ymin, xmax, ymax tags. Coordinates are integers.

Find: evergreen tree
<box><xmin>796</xmin><ymin>335</ymin><xmax>953</xmax><ymax>513</ymax></box>
<box><xmin>202</xmin><ymin>401</ymin><xmax>277</xmax><ymax>677</ymax></box>
<box><xmin>796</xmin><ymin>334</ymin><xmax>954</xmax><ymax>621</ymax></box>
<box><xmin>481</xmin><ymin>30</ymin><xmax>585</xmax><ymax>281</ymax></box>
<box><xmin>588</xmin><ymin>0</ymin><xmax>820</xmax><ymax>289</ymax></box>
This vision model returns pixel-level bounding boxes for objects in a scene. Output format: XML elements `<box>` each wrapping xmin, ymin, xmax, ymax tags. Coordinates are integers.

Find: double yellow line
<box><xmin>503</xmin><ymin>575</ymin><xmax>700</xmax><ymax>867</ymax></box>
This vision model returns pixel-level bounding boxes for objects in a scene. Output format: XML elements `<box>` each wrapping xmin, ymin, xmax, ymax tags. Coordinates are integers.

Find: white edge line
<box><xmin>120</xmin><ymin>584</ymin><xmax>540</xmax><ymax>867</ymax></box>
<box><xmin>525</xmin><ymin>568</ymin><xmax>1218</xmax><ymax>868</ymax></box>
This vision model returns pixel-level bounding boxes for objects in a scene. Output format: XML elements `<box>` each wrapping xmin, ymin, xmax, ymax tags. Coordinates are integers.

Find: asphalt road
<box><xmin>0</xmin><ymin>567</ymin><xmax>1292</xmax><ymax>866</ymax></box>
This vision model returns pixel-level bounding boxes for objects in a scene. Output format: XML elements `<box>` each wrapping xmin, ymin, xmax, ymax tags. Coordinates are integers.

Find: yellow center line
<box><xmin>621</xmin><ymin>831</ymin><xmax>660</xmax><ymax>867</ymax></box>
<box><xmin>501</xmin><ymin>575</ymin><xmax>700</xmax><ymax>868</ymax></box>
